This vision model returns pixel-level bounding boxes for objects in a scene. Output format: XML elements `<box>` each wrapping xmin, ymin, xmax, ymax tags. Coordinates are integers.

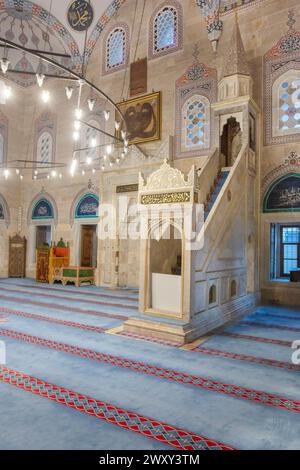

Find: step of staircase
<box><xmin>204</xmin><ymin>169</ymin><xmax>230</xmax><ymax>220</ymax></box>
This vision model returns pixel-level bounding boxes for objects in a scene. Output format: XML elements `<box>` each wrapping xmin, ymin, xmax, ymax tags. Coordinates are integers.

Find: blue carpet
<box><xmin>0</xmin><ymin>278</ymin><xmax>300</xmax><ymax>450</ymax></box>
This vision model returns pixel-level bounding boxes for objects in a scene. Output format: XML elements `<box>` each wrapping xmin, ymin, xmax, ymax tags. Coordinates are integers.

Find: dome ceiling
<box><xmin>0</xmin><ymin>0</ymin><xmax>126</xmax><ymax>86</ymax></box>
<box><xmin>0</xmin><ymin>0</ymin><xmax>257</xmax><ymax>87</ymax></box>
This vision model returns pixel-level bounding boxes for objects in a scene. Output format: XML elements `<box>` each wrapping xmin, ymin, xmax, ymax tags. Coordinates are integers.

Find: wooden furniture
<box><xmin>61</xmin><ymin>266</ymin><xmax>95</xmax><ymax>287</ymax></box>
<box><xmin>290</xmin><ymin>269</ymin><xmax>300</xmax><ymax>282</ymax></box>
<box><xmin>36</xmin><ymin>246</ymin><xmax>50</xmax><ymax>283</ymax></box>
<box><xmin>8</xmin><ymin>234</ymin><xmax>26</xmax><ymax>278</ymax></box>
<box><xmin>49</xmin><ymin>239</ymin><xmax>70</xmax><ymax>284</ymax></box>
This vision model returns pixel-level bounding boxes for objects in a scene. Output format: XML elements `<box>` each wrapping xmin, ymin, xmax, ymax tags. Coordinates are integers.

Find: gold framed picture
<box><xmin>116</xmin><ymin>91</ymin><xmax>161</xmax><ymax>145</ymax></box>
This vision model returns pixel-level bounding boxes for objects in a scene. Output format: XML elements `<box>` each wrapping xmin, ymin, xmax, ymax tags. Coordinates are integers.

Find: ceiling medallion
<box><xmin>67</xmin><ymin>1</ymin><xmax>94</xmax><ymax>32</ymax></box>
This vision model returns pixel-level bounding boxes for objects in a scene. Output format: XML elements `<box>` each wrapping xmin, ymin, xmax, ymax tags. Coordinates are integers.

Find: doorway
<box><xmin>36</xmin><ymin>225</ymin><xmax>51</xmax><ymax>249</ymax></box>
<box><xmin>80</xmin><ymin>225</ymin><xmax>97</xmax><ymax>267</ymax></box>
<box><xmin>220</xmin><ymin>117</ymin><xmax>242</xmax><ymax>167</ymax></box>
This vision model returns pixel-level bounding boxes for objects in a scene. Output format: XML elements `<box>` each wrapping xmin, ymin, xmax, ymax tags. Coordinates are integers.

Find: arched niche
<box><xmin>220</xmin><ymin>116</ymin><xmax>243</xmax><ymax>167</ymax></box>
<box><xmin>149</xmin><ymin>220</ymin><xmax>183</xmax><ymax>316</ymax></box>
<box><xmin>263</xmin><ymin>173</ymin><xmax>300</xmax><ymax>213</ymax></box>
<box><xmin>27</xmin><ymin>192</ymin><xmax>57</xmax><ymax>267</ymax></box>
<box><xmin>70</xmin><ymin>190</ymin><xmax>100</xmax><ymax>267</ymax></box>
<box><xmin>0</xmin><ymin>193</ymin><xmax>10</xmax><ymax>228</ymax></box>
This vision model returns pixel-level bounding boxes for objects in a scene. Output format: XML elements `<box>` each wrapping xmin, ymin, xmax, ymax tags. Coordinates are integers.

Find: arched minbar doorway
<box><xmin>149</xmin><ymin>221</ymin><xmax>183</xmax><ymax>316</ymax></box>
<box><xmin>220</xmin><ymin>116</ymin><xmax>243</xmax><ymax>167</ymax></box>
<box><xmin>70</xmin><ymin>191</ymin><xmax>99</xmax><ymax>269</ymax></box>
<box><xmin>27</xmin><ymin>192</ymin><xmax>57</xmax><ymax>274</ymax></box>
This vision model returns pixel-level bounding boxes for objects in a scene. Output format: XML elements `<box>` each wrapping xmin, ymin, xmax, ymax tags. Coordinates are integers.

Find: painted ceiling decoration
<box><xmin>0</xmin><ymin>0</ymin><xmax>262</xmax><ymax>87</ymax></box>
<box><xmin>195</xmin><ymin>0</ymin><xmax>262</xmax><ymax>51</ymax></box>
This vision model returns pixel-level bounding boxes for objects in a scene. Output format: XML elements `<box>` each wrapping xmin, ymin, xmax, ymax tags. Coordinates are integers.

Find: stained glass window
<box><xmin>106</xmin><ymin>28</ymin><xmax>126</xmax><ymax>70</ymax></box>
<box><xmin>279</xmin><ymin>78</ymin><xmax>300</xmax><ymax>132</ymax></box>
<box><xmin>182</xmin><ymin>96</ymin><xmax>209</xmax><ymax>150</ymax></box>
<box><xmin>154</xmin><ymin>6</ymin><xmax>177</xmax><ymax>52</ymax></box>
<box><xmin>37</xmin><ymin>131</ymin><xmax>52</xmax><ymax>164</ymax></box>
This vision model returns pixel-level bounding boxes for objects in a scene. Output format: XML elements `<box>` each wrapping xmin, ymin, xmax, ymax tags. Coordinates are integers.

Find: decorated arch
<box><xmin>263</xmin><ymin>173</ymin><xmax>300</xmax><ymax>213</ymax></box>
<box><xmin>27</xmin><ymin>191</ymin><xmax>58</xmax><ymax>225</ymax></box>
<box><xmin>0</xmin><ymin>194</ymin><xmax>10</xmax><ymax>227</ymax></box>
<box><xmin>70</xmin><ymin>190</ymin><xmax>99</xmax><ymax>226</ymax></box>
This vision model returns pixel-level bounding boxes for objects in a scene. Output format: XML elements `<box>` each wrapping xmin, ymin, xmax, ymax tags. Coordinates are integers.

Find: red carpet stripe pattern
<box><xmin>0</xmin><ymin>366</ymin><xmax>234</xmax><ymax>451</ymax></box>
<box><xmin>0</xmin><ymin>294</ymin><xmax>129</xmax><ymax>321</ymax></box>
<box><xmin>0</xmin><ymin>281</ymin><xmax>137</xmax><ymax>302</ymax></box>
<box><xmin>0</xmin><ymin>286</ymin><xmax>136</xmax><ymax>310</ymax></box>
<box><xmin>220</xmin><ymin>332</ymin><xmax>292</xmax><ymax>347</ymax></box>
<box><xmin>1</xmin><ymin>328</ymin><xmax>300</xmax><ymax>414</ymax></box>
<box><xmin>241</xmin><ymin>320</ymin><xmax>300</xmax><ymax>333</ymax></box>
<box><xmin>0</xmin><ymin>307</ymin><xmax>107</xmax><ymax>334</ymax></box>
<box><xmin>193</xmin><ymin>346</ymin><xmax>300</xmax><ymax>371</ymax></box>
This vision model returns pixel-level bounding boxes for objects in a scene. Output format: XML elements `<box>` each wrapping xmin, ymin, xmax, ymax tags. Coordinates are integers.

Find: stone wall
<box><xmin>0</xmin><ymin>0</ymin><xmax>299</xmax><ymax>299</ymax></box>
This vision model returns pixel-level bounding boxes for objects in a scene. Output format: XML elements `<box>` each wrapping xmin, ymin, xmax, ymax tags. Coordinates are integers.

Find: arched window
<box><xmin>264</xmin><ymin>24</ymin><xmax>300</xmax><ymax>145</ymax></box>
<box><xmin>230</xmin><ymin>280</ymin><xmax>237</xmax><ymax>298</ymax></box>
<box><xmin>209</xmin><ymin>285</ymin><xmax>217</xmax><ymax>305</ymax></box>
<box><xmin>149</xmin><ymin>1</ymin><xmax>183</xmax><ymax>59</ymax></box>
<box><xmin>0</xmin><ymin>134</ymin><xmax>4</xmax><ymax>165</ymax></box>
<box><xmin>272</xmin><ymin>71</ymin><xmax>300</xmax><ymax>138</ymax></box>
<box><xmin>37</xmin><ymin>131</ymin><xmax>53</xmax><ymax>164</ymax></box>
<box><xmin>83</xmin><ymin>120</ymin><xmax>100</xmax><ymax>162</ymax></box>
<box><xmin>181</xmin><ymin>95</ymin><xmax>210</xmax><ymax>152</ymax></box>
<box><xmin>104</xmin><ymin>24</ymin><xmax>129</xmax><ymax>73</ymax></box>
<box><xmin>34</xmin><ymin>113</ymin><xmax>56</xmax><ymax>178</ymax></box>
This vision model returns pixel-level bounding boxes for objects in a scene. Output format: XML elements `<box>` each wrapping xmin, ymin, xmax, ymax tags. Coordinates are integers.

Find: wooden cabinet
<box><xmin>36</xmin><ymin>247</ymin><xmax>50</xmax><ymax>283</ymax></box>
<box><xmin>8</xmin><ymin>235</ymin><xmax>26</xmax><ymax>278</ymax></box>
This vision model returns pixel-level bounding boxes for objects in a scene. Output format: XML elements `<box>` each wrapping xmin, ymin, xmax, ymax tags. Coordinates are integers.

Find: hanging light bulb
<box><xmin>51</xmin><ymin>170</ymin><xmax>57</xmax><ymax>178</ymax></box>
<box><xmin>101</xmin><ymin>165</ymin><xmax>105</xmax><ymax>171</ymax></box>
<box><xmin>86</xmin><ymin>156</ymin><xmax>92</xmax><ymax>165</ymax></box>
<box><xmin>0</xmin><ymin>57</ymin><xmax>10</xmax><ymax>74</ymax></box>
<box><xmin>88</xmin><ymin>98</ymin><xmax>95</xmax><ymax>111</ymax></box>
<box><xmin>75</xmin><ymin>108</ymin><xmax>83</xmax><ymax>120</ymax></box>
<box><xmin>106</xmin><ymin>144</ymin><xmax>113</xmax><ymax>155</ymax></box>
<box><xmin>109</xmin><ymin>161</ymin><xmax>113</xmax><ymax>168</ymax></box>
<box><xmin>47</xmin><ymin>174</ymin><xmax>50</xmax><ymax>180</ymax></box>
<box><xmin>74</xmin><ymin>120</ymin><xmax>81</xmax><ymax>131</ymax></box>
<box><xmin>92</xmin><ymin>168</ymin><xmax>96</xmax><ymax>174</ymax></box>
<box><xmin>41</xmin><ymin>90</ymin><xmax>50</xmax><ymax>103</ymax></box>
<box><xmin>121</xmin><ymin>151</ymin><xmax>125</xmax><ymax>159</ymax></box>
<box><xmin>33</xmin><ymin>175</ymin><xmax>37</xmax><ymax>180</ymax></box>
<box><xmin>114</xmin><ymin>121</ymin><xmax>121</xmax><ymax>131</ymax></box>
<box><xmin>116</xmin><ymin>157</ymin><xmax>120</xmax><ymax>165</ymax></box>
<box><xmin>20</xmin><ymin>174</ymin><xmax>23</xmax><ymax>180</ymax></box>
<box><xmin>104</xmin><ymin>110</ymin><xmax>110</xmax><ymax>121</ymax></box>
<box><xmin>124</xmin><ymin>147</ymin><xmax>129</xmax><ymax>155</ymax></box>
<box><xmin>124</xmin><ymin>139</ymin><xmax>129</xmax><ymax>147</ymax></box>
<box><xmin>103</xmin><ymin>154</ymin><xmax>107</xmax><ymax>161</ymax></box>
<box><xmin>65</xmin><ymin>86</ymin><xmax>74</xmax><ymax>100</ymax></box>
<box><xmin>59</xmin><ymin>173</ymin><xmax>63</xmax><ymax>179</ymax></box>
<box><xmin>121</xmin><ymin>130</ymin><xmax>127</xmax><ymax>140</ymax></box>
<box><xmin>4</xmin><ymin>85</ymin><xmax>12</xmax><ymax>99</ymax></box>
<box><xmin>15</xmin><ymin>169</ymin><xmax>20</xmax><ymax>175</ymax></box>
<box><xmin>36</xmin><ymin>73</ymin><xmax>45</xmax><ymax>88</ymax></box>
<box><xmin>91</xmin><ymin>138</ymin><xmax>97</xmax><ymax>148</ymax></box>
<box><xmin>4</xmin><ymin>169</ymin><xmax>9</xmax><ymax>179</ymax></box>
<box><xmin>82</xmin><ymin>170</ymin><xmax>85</xmax><ymax>176</ymax></box>
<box><xmin>34</xmin><ymin>170</ymin><xmax>38</xmax><ymax>176</ymax></box>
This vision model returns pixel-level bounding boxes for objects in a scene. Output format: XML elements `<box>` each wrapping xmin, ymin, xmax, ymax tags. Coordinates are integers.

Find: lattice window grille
<box><xmin>107</xmin><ymin>28</ymin><xmax>126</xmax><ymax>70</ymax></box>
<box><xmin>154</xmin><ymin>6</ymin><xmax>178</xmax><ymax>53</ymax></box>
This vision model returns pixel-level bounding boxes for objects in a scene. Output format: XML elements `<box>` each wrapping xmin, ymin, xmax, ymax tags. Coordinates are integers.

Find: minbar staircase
<box><xmin>204</xmin><ymin>169</ymin><xmax>230</xmax><ymax>220</ymax></box>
